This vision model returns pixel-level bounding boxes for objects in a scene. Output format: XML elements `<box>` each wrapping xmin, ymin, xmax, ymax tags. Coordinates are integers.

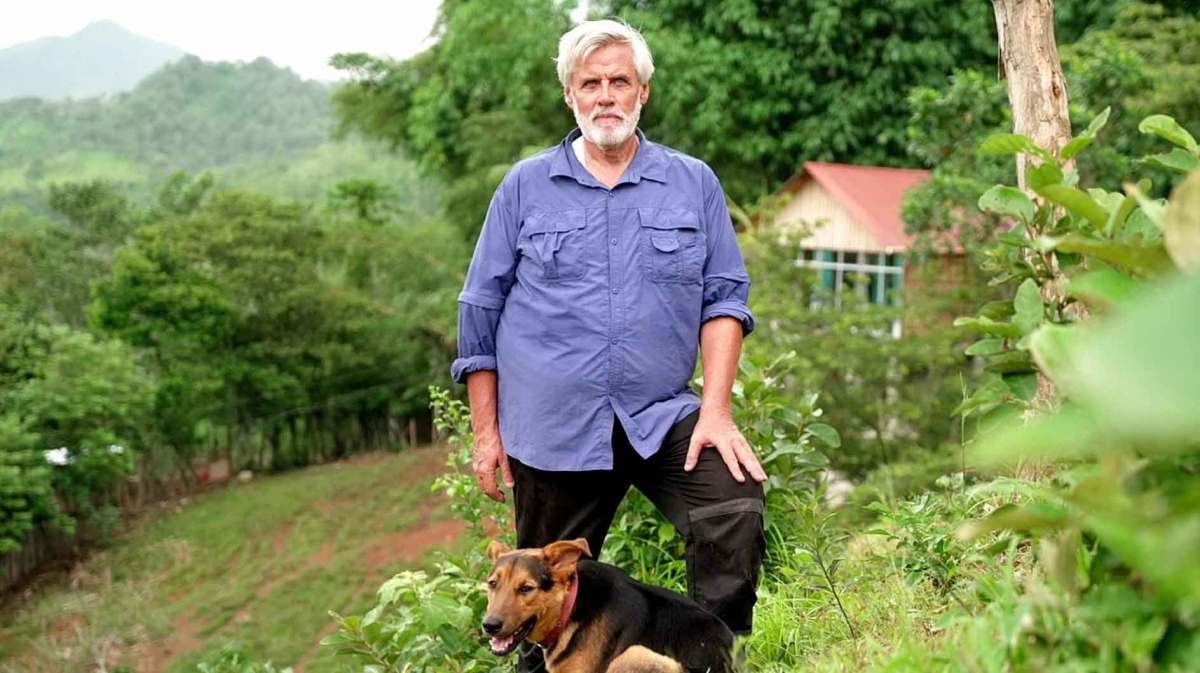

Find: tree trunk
<box><xmin>992</xmin><ymin>0</ymin><xmax>1077</xmax><ymax>409</ymax></box>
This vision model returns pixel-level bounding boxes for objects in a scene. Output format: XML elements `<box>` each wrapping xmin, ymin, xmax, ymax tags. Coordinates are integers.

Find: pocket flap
<box><xmin>639</xmin><ymin>208</ymin><xmax>700</xmax><ymax>231</ymax></box>
<box><xmin>650</xmin><ymin>233</ymin><xmax>680</xmax><ymax>252</ymax></box>
<box><xmin>523</xmin><ymin>210</ymin><xmax>587</xmax><ymax>235</ymax></box>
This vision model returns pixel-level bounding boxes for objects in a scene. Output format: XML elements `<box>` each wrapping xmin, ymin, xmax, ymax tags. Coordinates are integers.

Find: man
<box><xmin>451</xmin><ymin>19</ymin><xmax>764</xmax><ymax>669</ymax></box>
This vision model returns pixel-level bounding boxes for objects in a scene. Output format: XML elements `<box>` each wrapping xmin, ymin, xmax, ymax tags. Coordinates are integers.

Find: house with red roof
<box><xmin>773</xmin><ymin>161</ymin><xmax>956</xmax><ymax>311</ymax></box>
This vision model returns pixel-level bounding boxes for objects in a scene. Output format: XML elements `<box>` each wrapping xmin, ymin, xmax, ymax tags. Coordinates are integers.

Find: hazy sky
<box><xmin>0</xmin><ymin>1</ymin><xmax>446</xmax><ymax>81</ymax></box>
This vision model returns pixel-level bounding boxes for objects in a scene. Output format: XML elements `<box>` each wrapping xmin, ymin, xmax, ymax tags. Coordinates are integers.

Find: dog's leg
<box><xmin>605</xmin><ymin>646</ymin><xmax>683</xmax><ymax>673</ymax></box>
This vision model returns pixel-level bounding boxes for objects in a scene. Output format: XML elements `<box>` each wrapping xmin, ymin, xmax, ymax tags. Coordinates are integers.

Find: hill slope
<box><xmin>0</xmin><ymin>21</ymin><xmax>185</xmax><ymax>101</ymax></box>
<box><xmin>0</xmin><ymin>447</ymin><xmax>461</xmax><ymax>673</ymax></box>
<box><xmin>0</xmin><ymin>54</ymin><xmax>437</xmax><ymax>213</ymax></box>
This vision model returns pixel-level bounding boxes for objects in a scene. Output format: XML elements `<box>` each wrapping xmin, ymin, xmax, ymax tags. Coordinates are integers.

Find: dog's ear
<box><xmin>543</xmin><ymin>538</ymin><xmax>591</xmax><ymax>576</ymax></box>
<box><xmin>487</xmin><ymin>539</ymin><xmax>512</xmax><ymax>561</ymax></box>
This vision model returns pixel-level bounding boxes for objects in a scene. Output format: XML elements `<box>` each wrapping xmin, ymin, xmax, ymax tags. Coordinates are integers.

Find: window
<box><xmin>795</xmin><ymin>248</ymin><xmax>905</xmax><ymax>308</ymax></box>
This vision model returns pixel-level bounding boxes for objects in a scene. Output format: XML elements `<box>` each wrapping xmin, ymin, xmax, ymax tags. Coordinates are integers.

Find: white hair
<box><xmin>555</xmin><ymin>19</ymin><xmax>655</xmax><ymax>88</ymax></box>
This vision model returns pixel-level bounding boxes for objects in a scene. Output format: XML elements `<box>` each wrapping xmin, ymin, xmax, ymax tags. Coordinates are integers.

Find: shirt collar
<box><xmin>549</xmin><ymin>128</ymin><xmax>668</xmax><ymax>186</ymax></box>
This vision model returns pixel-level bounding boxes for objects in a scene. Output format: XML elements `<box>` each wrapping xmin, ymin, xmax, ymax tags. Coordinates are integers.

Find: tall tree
<box><xmin>991</xmin><ymin>0</ymin><xmax>1079</xmax><ymax>408</ymax></box>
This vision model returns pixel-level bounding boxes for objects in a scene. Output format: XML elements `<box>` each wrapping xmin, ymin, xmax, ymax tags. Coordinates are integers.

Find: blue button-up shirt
<box><xmin>451</xmin><ymin>128</ymin><xmax>754</xmax><ymax>471</ymax></box>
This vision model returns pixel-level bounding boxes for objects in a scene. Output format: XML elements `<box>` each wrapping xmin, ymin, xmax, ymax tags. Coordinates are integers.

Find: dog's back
<box><xmin>562</xmin><ymin>560</ymin><xmax>734</xmax><ymax>673</ymax></box>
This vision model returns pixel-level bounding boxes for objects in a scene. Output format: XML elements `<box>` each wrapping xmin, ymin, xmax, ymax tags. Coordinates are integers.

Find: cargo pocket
<box><xmin>685</xmin><ymin>497</ymin><xmax>765</xmax><ymax>634</ymax></box>
<box><xmin>638</xmin><ymin>208</ymin><xmax>703</xmax><ymax>284</ymax></box>
<box><xmin>520</xmin><ymin>210</ymin><xmax>588</xmax><ymax>281</ymax></box>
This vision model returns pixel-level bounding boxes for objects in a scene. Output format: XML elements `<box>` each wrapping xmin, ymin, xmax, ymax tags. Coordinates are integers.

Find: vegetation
<box><xmin>3</xmin><ymin>2</ymin><xmax>1200</xmax><ymax>672</ymax></box>
<box><xmin>0</xmin><ymin>449</ymin><xmax>457</xmax><ymax>673</ymax></box>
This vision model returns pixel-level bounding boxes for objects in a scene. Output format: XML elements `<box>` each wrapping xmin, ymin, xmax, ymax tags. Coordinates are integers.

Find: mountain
<box><xmin>0</xmin><ymin>20</ymin><xmax>185</xmax><ymax>101</ymax></box>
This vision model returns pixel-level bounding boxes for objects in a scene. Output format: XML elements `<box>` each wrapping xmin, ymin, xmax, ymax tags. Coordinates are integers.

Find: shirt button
<box><xmin>610</xmin><ymin>238</ymin><xmax>617</xmax><ymax>246</ymax></box>
<box><xmin>610</xmin><ymin>337</ymin><xmax>618</xmax><ymax>345</ymax></box>
<box><xmin>611</xmin><ymin>288</ymin><xmax>619</xmax><ymax>294</ymax></box>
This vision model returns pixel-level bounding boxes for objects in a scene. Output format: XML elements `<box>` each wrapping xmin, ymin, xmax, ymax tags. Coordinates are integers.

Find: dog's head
<box><xmin>480</xmin><ymin>538</ymin><xmax>591</xmax><ymax>656</ymax></box>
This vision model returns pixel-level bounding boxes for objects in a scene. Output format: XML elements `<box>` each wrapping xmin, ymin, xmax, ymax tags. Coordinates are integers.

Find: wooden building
<box><xmin>773</xmin><ymin>161</ymin><xmax>936</xmax><ymax>311</ymax></box>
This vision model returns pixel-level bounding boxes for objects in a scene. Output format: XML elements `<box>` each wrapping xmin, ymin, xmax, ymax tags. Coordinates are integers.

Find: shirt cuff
<box><xmin>450</xmin><ymin>355</ymin><xmax>498</xmax><ymax>384</ymax></box>
<box><xmin>458</xmin><ymin>290</ymin><xmax>505</xmax><ymax>310</ymax></box>
<box><xmin>701</xmin><ymin>301</ymin><xmax>756</xmax><ymax>336</ymax></box>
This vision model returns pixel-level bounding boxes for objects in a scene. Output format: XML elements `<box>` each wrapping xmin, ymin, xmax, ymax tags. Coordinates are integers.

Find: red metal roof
<box><xmin>798</xmin><ymin>161</ymin><xmax>931</xmax><ymax>251</ymax></box>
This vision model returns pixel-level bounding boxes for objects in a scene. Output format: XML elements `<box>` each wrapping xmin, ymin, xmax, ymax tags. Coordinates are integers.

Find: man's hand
<box><xmin>472</xmin><ymin>432</ymin><xmax>514</xmax><ymax>503</ymax></box>
<box><xmin>685</xmin><ymin>406</ymin><xmax>766</xmax><ymax>483</ymax></box>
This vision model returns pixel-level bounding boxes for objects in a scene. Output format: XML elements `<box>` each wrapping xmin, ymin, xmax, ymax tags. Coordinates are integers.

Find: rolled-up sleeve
<box><xmin>450</xmin><ymin>169</ymin><xmax>521</xmax><ymax>383</ymax></box>
<box><xmin>700</xmin><ymin>167</ymin><xmax>755</xmax><ymax>335</ymax></box>
<box><xmin>451</xmin><ymin>303</ymin><xmax>500</xmax><ymax>383</ymax></box>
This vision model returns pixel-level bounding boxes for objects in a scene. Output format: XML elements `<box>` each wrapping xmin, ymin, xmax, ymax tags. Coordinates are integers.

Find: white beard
<box><xmin>569</xmin><ymin>93</ymin><xmax>642</xmax><ymax>149</ymax></box>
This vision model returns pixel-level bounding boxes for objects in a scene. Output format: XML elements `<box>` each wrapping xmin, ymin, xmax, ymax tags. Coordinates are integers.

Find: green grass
<box><xmin>0</xmin><ymin>447</ymin><xmax>461</xmax><ymax>673</ymax></box>
<box><xmin>744</xmin><ymin>532</ymin><xmax>947</xmax><ymax>673</ymax></box>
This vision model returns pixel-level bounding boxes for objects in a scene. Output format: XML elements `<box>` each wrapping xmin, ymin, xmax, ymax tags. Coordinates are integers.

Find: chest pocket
<box><xmin>638</xmin><ymin>208</ymin><xmax>704</xmax><ymax>284</ymax></box>
<box><xmin>519</xmin><ymin>210</ymin><xmax>588</xmax><ymax>282</ymax></box>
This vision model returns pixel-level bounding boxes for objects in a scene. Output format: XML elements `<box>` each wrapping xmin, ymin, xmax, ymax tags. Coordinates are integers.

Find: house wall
<box><xmin>902</xmin><ymin>254</ymin><xmax>972</xmax><ymax>333</ymax></box>
<box><xmin>775</xmin><ymin>180</ymin><xmax>888</xmax><ymax>253</ymax></box>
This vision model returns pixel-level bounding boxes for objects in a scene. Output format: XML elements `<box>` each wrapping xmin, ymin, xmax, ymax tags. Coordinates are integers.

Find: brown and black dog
<box><xmin>482</xmin><ymin>538</ymin><xmax>734</xmax><ymax>673</ymax></box>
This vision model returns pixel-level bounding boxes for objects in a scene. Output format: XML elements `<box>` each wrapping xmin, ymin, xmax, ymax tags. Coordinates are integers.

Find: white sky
<box><xmin>0</xmin><ymin>1</ymin><xmax>446</xmax><ymax>81</ymax></box>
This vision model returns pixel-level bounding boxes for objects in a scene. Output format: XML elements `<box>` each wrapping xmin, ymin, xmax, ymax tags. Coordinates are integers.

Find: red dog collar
<box><xmin>538</xmin><ymin>573</ymin><xmax>578</xmax><ymax>651</ymax></box>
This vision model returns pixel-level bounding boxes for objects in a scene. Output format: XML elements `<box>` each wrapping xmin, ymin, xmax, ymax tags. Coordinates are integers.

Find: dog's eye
<box><xmin>517</xmin><ymin>585</ymin><xmax>535</xmax><ymax>595</ymax></box>
<box><xmin>487</xmin><ymin>579</ymin><xmax>498</xmax><ymax>589</ymax></box>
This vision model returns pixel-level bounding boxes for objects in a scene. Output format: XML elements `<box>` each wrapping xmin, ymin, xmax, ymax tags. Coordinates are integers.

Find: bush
<box><xmin>914</xmin><ymin>109</ymin><xmax>1200</xmax><ymax>670</ymax></box>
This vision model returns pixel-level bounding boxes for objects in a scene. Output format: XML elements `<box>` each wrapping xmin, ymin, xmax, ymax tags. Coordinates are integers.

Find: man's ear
<box><xmin>640</xmin><ymin>82</ymin><xmax>650</xmax><ymax>105</ymax></box>
<box><xmin>563</xmin><ymin>86</ymin><xmax>573</xmax><ymax>108</ymax></box>
<box><xmin>543</xmin><ymin>538</ymin><xmax>591</xmax><ymax>576</ymax></box>
<box><xmin>488</xmin><ymin>539</ymin><xmax>512</xmax><ymax>561</ymax></box>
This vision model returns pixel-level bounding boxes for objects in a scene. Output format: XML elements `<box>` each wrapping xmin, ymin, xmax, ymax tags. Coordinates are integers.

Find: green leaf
<box><xmin>806</xmin><ymin>422</ymin><xmax>841</xmax><ymax>449</ymax></box>
<box><xmin>1002</xmin><ymin>372</ymin><xmax>1038</xmax><ymax>401</ymax></box>
<box><xmin>1027</xmin><ymin>163</ymin><xmax>1064</xmax><ymax>190</ymax></box>
<box><xmin>953</xmin><ymin>378</ymin><xmax>1008</xmax><ymax>417</ymax></box>
<box><xmin>1037</xmin><ymin>235</ymin><xmax>1173</xmax><ymax>276</ymax></box>
<box><xmin>1085</xmin><ymin>106</ymin><xmax>1112</xmax><ymax>136</ymax></box>
<box><xmin>969</xmin><ymin>403</ymin><xmax>1105</xmax><ymax>465</ymax></box>
<box><xmin>1060</xmin><ymin>136</ymin><xmax>1093</xmax><ymax>161</ymax></box>
<box><xmin>983</xmin><ymin>350</ymin><xmax>1034</xmax><ymax>374</ymax></box>
<box><xmin>1034</xmin><ymin>184</ymin><xmax>1109</xmax><ymax>227</ymax></box>
<box><xmin>1164</xmin><ymin>168</ymin><xmax>1200</xmax><ymax>272</ymax></box>
<box><xmin>1028</xmin><ymin>324</ymin><xmax>1079</xmax><ymax>387</ymax></box>
<box><xmin>979</xmin><ymin>134</ymin><xmax>1052</xmax><ymax>162</ymax></box>
<box><xmin>1067</xmin><ymin>268</ymin><xmax>1140</xmax><ymax>307</ymax></box>
<box><xmin>978</xmin><ymin>185</ymin><xmax>1036</xmax><ymax>223</ymax></box>
<box><xmin>1143</xmin><ymin>148</ymin><xmax>1199</xmax><ymax>174</ymax></box>
<box><xmin>965</xmin><ymin>338</ymin><xmax>1006</xmax><ymax>356</ymax></box>
<box><xmin>1058</xmin><ymin>107</ymin><xmax>1110</xmax><ymax>161</ymax></box>
<box><xmin>1065</xmin><ymin>272</ymin><xmax>1200</xmax><ymax>446</ymax></box>
<box><xmin>953</xmin><ymin>316</ymin><xmax>1022</xmax><ymax>338</ymax></box>
<box><xmin>1138</xmin><ymin>114</ymin><xmax>1199</xmax><ymax>154</ymax></box>
<box><xmin>1124</xmin><ymin>181</ymin><xmax>1167</xmax><ymax>231</ymax></box>
<box><xmin>977</xmin><ymin>300</ymin><xmax>1016</xmax><ymax>320</ymax></box>
<box><xmin>1013</xmin><ymin>278</ymin><xmax>1043</xmax><ymax>335</ymax></box>
<box><xmin>1105</xmin><ymin>190</ymin><xmax>1141</xmax><ymax>238</ymax></box>
<box><xmin>956</xmin><ymin>501</ymin><xmax>1070</xmax><ymax>540</ymax></box>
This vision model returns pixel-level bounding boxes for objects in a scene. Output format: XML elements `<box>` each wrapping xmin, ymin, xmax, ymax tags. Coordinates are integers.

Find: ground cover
<box><xmin>0</xmin><ymin>446</ymin><xmax>461</xmax><ymax>673</ymax></box>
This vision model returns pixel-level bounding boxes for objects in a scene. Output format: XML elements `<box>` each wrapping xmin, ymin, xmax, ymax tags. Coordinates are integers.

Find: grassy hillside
<box><xmin>0</xmin><ymin>447</ymin><xmax>462</xmax><ymax>673</ymax></box>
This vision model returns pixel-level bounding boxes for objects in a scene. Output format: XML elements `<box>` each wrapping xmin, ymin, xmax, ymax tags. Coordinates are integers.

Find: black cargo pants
<box><xmin>510</xmin><ymin>410</ymin><xmax>765</xmax><ymax>673</ymax></box>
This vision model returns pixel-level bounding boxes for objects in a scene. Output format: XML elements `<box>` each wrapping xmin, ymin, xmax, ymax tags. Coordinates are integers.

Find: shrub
<box><xmin>935</xmin><ymin>109</ymin><xmax>1200</xmax><ymax>670</ymax></box>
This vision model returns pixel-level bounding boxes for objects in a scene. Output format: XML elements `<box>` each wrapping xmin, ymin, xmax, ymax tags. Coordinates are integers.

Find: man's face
<box><xmin>564</xmin><ymin>42</ymin><xmax>649</xmax><ymax>149</ymax></box>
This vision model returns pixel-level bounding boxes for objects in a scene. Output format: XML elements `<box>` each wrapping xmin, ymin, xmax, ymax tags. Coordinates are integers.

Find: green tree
<box><xmin>331</xmin><ymin>0</ymin><xmax>576</xmax><ymax>236</ymax></box>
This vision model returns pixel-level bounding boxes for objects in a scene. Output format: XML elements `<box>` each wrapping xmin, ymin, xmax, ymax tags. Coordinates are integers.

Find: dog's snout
<box><xmin>482</xmin><ymin>615</ymin><xmax>503</xmax><ymax>635</ymax></box>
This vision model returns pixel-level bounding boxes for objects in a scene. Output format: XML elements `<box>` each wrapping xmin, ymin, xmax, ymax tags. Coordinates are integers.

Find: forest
<box><xmin>1</xmin><ymin>1</ymin><xmax>1198</xmax><ymax>672</ymax></box>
